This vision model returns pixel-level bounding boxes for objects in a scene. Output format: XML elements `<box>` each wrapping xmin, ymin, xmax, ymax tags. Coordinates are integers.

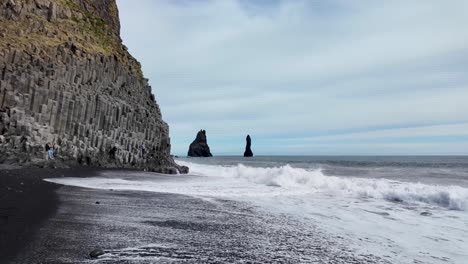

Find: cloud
<box><xmin>116</xmin><ymin>0</ymin><xmax>468</xmax><ymax>155</ymax></box>
<box><xmin>283</xmin><ymin>123</ymin><xmax>468</xmax><ymax>142</ymax></box>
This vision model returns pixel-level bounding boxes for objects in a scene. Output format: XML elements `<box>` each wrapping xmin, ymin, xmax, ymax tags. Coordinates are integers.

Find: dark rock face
<box><xmin>243</xmin><ymin>135</ymin><xmax>253</xmax><ymax>157</ymax></box>
<box><xmin>187</xmin><ymin>130</ymin><xmax>212</xmax><ymax>157</ymax></box>
<box><xmin>0</xmin><ymin>0</ymin><xmax>187</xmax><ymax>173</ymax></box>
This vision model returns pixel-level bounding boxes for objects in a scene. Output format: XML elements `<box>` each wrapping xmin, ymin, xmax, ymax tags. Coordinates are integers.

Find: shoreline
<box><xmin>1</xmin><ymin>167</ymin><xmax>390</xmax><ymax>263</ymax></box>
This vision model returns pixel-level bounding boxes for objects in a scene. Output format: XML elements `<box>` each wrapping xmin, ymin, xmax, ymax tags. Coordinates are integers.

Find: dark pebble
<box><xmin>89</xmin><ymin>248</ymin><xmax>105</xmax><ymax>258</ymax></box>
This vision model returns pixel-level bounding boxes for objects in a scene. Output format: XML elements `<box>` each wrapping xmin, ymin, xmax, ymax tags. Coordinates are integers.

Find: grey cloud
<box><xmin>117</xmin><ymin>0</ymin><xmax>468</xmax><ymax>155</ymax></box>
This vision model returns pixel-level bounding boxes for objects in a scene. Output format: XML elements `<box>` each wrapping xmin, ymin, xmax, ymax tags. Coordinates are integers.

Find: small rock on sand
<box><xmin>89</xmin><ymin>248</ymin><xmax>105</xmax><ymax>258</ymax></box>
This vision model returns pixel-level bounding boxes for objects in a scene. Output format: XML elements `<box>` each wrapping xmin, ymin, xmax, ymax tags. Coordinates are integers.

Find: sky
<box><xmin>116</xmin><ymin>0</ymin><xmax>468</xmax><ymax>156</ymax></box>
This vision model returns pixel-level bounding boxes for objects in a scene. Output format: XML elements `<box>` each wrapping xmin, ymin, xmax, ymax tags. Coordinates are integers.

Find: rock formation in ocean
<box><xmin>187</xmin><ymin>130</ymin><xmax>212</xmax><ymax>157</ymax></box>
<box><xmin>0</xmin><ymin>0</ymin><xmax>187</xmax><ymax>174</ymax></box>
<box><xmin>243</xmin><ymin>134</ymin><xmax>253</xmax><ymax>157</ymax></box>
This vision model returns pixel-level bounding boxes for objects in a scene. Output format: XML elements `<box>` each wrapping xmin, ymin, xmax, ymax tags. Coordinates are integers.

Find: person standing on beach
<box><xmin>140</xmin><ymin>143</ymin><xmax>146</xmax><ymax>157</ymax></box>
<box><xmin>45</xmin><ymin>143</ymin><xmax>50</xmax><ymax>160</ymax></box>
<box><xmin>46</xmin><ymin>143</ymin><xmax>54</xmax><ymax>160</ymax></box>
<box><xmin>50</xmin><ymin>144</ymin><xmax>55</xmax><ymax>159</ymax></box>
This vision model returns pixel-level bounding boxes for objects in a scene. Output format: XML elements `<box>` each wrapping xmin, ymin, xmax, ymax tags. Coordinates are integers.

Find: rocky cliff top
<box><xmin>0</xmin><ymin>0</ymin><xmax>142</xmax><ymax>78</ymax></box>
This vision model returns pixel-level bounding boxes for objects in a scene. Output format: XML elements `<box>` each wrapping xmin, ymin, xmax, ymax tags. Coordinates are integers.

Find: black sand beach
<box><xmin>0</xmin><ymin>167</ymin><xmax>99</xmax><ymax>262</ymax></box>
<box><xmin>0</xmin><ymin>167</ymin><xmax>57</xmax><ymax>262</ymax></box>
<box><xmin>0</xmin><ymin>168</ymin><xmax>390</xmax><ymax>263</ymax></box>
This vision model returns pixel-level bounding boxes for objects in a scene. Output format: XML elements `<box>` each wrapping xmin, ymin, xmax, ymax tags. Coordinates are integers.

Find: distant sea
<box><xmin>48</xmin><ymin>156</ymin><xmax>468</xmax><ymax>263</ymax></box>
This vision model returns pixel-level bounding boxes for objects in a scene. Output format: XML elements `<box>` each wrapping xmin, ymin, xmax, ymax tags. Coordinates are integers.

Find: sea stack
<box><xmin>188</xmin><ymin>130</ymin><xmax>212</xmax><ymax>157</ymax></box>
<box><xmin>0</xmin><ymin>0</ymin><xmax>187</xmax><ymax>174</ymax></box>
<box><xmin>243</xmin><ymin>135</ymin><xmax>253</xmax><ymax>157</ymax></box>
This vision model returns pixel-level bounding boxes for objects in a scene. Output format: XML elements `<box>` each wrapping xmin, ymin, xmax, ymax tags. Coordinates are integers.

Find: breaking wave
<box><xmin>177</xmin><ymin>160</ymin><xmax>468</xmax><ymax>210</ymax></box>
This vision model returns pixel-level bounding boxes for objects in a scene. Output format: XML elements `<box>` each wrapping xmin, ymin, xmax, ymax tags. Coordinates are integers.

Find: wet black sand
<box><xmin>0</xmin><ymin>168</ymin><xmax>57</xmax><ymax>262</ymax></box>
<box><xmin>1</xmin><ymin>169</ymin><xmax>390</xmax><ymax>263</ymax></box>
<box><xmin>0</xmin><ymin>167</ymin><xmax>101</xmax><ymax>262</ymax></box>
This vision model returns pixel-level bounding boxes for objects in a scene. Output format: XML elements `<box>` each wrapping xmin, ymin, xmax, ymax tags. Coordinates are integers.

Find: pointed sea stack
<box><xmin>188</xmin><ymin>130</ymin><xmax>213</xmax><ymax>157</ymax></box>
<box><xmin>244</xmin><ymin>135</ymin><xmax>253</xmax><ymax>157</ymax></box>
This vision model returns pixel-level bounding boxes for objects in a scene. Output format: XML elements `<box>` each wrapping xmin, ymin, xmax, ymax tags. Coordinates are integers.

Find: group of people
<box><xmin>43</xmin><ymin>142</ymin><xmax>147</xmax><ymax>161</ymax></box>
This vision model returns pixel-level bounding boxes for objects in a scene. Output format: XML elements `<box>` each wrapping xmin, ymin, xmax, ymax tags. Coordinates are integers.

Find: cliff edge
<box><xmin>0</xmin><ymin>0</ymin><xmax>187</xmax><ymax>173</ymax></box>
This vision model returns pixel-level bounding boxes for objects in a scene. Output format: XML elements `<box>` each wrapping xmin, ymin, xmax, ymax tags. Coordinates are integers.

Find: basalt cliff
<box><xmin>0</xmin><ymin>0</ymin><xmax>187</xmax><ymax>173</ymax></box>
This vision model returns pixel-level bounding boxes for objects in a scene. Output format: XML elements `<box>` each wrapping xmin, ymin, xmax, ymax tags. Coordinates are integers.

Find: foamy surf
<box><xmin>176</xmin><ymin>160</ymin><xmax>468</xmax><ymax>211</ymax></box>
<box><xmin>44</xmin><ymin>160</ymin><xmax>468</xmax><ymax>211</ymax></box>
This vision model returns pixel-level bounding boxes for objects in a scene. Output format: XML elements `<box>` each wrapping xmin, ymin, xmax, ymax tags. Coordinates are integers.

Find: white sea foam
<box><xmin>177</xmin><ymin>160</ymin><xmax>468</xmax><ymax>210</ymax></box>
<box><xmin>44</xmin><ymin>160</ymin><xmax>468</xmax><ymax>210</ymax></box>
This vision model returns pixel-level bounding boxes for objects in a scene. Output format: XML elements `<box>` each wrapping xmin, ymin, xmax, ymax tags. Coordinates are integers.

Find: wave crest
<box><xmin>177</xmin><ymin>160</ymin><xmax>468</xmax><ymax>210</ymax></box>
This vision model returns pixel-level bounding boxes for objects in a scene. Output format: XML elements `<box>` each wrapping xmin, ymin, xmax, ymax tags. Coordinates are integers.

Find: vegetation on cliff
<box><xmin>0</xmin><ymin>0</ymin><xmax>143</xmax><ymax>79</ymax></box>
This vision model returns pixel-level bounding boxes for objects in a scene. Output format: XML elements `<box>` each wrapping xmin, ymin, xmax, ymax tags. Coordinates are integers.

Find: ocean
<box><xmin>45</xmin><ymin>156</ymin><xmax>468</xmax><ymax>263</ymax></box>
